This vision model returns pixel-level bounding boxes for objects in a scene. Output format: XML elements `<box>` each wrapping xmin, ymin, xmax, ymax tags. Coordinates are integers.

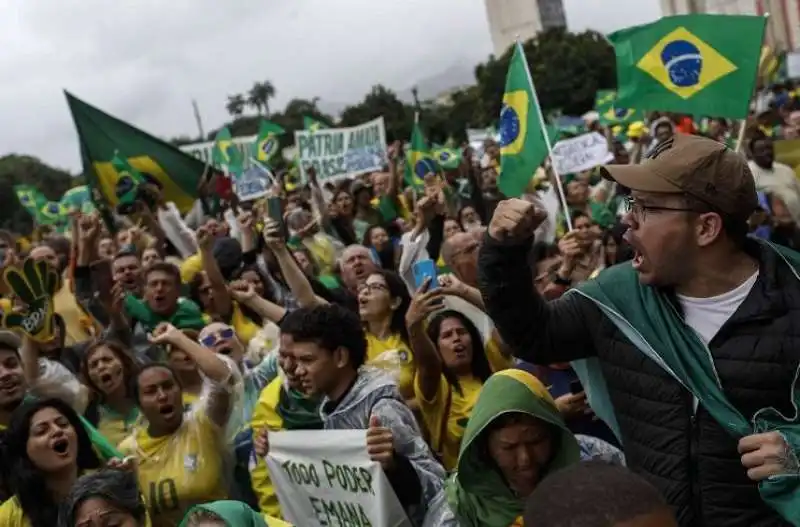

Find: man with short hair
<box><xmin>524</xmin><ymin>461</ymin><xmax>677</xmax><ymax>527</ymax></box>
<box><xmin>748</xmin><ymin>134</ymin><xmax>800</xmax><ymax>225</ymax></box>
<box><xmin>257</xmin><ymin>304</ymin><xmax>444</xmax><ymax>524</ymax></box>
<box><xmin>441</xmin><ymin>231</ymin><xmax>481</xmax><ymax>287</ymax></box>
<box><xmin>479</xmin><ymin>134</ymin><xmax>799</xmax><ymax>525</ymax></box>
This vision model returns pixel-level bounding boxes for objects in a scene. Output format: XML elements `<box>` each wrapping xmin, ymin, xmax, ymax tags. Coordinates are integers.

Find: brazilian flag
<box><xmin>303</xmin><ymin>116</ymin><xmax>327</xmax><ymax>132</ymax></box>
<box><xmin>405</xmin><ymin>121</ymin><xmax>437</xmax><ymax>190</ymax></box>
<box><xmin>211</xmin><ymin>127</ymin><xmax>244</xmax><ymax>175</ymax></box>
<box><xmin>594</xmin><ymin>90</ymin><xmax>644</xmax><ymax>126</ymax></box>
<box><xmin>433</xmin><ymin>145</ymin><xmax>462</xmax><ymax>171</ymax></box>
<box><xmin>39</xmin><ymin>201</ymin><xmax>69</xmax><ymax>226</ymax></box>
<box><xmin>252</xmin><ymin>119</ymin><xmax>285</xmax><ymax>163</ymax></box>
<box><xmin>608</xmin><ymin>14</ymin><xmax>766</xmax><ymax>118</ymax></box>
<box><xmin>14</xmin><ymin>185</ymin><xmax>48</xmax><ymax>220</ymax></box>
<box><xmin>65</xmin><ymin>92</ymin><xmax>204</xmax><ymax>214</ymax></box>
<box><xmin>498</xmin><ymin>42</ymin><xmax>551</xmax><ymax>198</ymax></box>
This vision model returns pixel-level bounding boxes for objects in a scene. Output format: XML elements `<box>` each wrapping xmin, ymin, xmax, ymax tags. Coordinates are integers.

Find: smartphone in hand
<box><xmin>412</xmin><ymin>259</ymin><xmax>438</xmax><ymax>290</ymax></box>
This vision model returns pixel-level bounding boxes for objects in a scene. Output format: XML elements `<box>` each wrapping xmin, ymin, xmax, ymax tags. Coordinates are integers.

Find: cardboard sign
<box><xmin>266</xmin><ymin>429</ymin><xmax>412</xmax><ymax>527</ymax></box>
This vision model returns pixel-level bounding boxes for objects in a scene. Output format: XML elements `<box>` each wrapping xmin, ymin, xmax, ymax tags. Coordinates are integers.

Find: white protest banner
<box><xmin>266</xmin><ymin>429</ymin><xmax>412</xmax><ymax>527</ymax></box>
<box><xmin>551</xmin><ymin>132</ymin><xmax>613</xmax><ymax>176</ymax></box>
<box><xmin>294</xmin><ymin>117</ymin><xmax>387</xmax><ymax>183</ymax></box>
<box><xmin>180</xmin><ymin>135</ymin><xmax>257</xmax><ymax>165</ymax></box>
<box><xmin>234</xmin><ymin>164</ymin><xmax>273</xmax><ymax>201</ymax></box>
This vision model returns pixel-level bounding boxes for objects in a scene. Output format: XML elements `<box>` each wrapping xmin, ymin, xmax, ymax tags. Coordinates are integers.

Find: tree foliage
<box><xmin>0</xmin><ymin>155</ymin><xmax>75</xmax><ymax>233</ymax></box>
<box><xmin>199</xmin><ymin>28</ymin><xmax>614</xmax><ymax>148</ymax></box>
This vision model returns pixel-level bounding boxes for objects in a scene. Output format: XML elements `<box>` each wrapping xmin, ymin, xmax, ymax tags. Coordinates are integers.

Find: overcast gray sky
<box><xmin>1</xmin><ymin>0</ymin><xmax>660</xmax><ymax>172</ymax></box>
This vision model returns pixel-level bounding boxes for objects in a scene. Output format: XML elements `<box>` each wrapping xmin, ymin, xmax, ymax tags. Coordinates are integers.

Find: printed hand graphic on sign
<box><xmin>2</xmin><ymin>258</ymin><xmax>59</xmax><ymax>342</ymax></box>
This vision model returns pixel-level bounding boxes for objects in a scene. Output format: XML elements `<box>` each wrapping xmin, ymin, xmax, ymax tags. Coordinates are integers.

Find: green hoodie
<box><xmin>444</xmin><ymin>369</ymin><xmax>581</xmax><ymax>527</ymax></box>
<box><xmin>179</xmin><ymin>500</ymin><xmax>267</xmax><ymax>527</ymax></box>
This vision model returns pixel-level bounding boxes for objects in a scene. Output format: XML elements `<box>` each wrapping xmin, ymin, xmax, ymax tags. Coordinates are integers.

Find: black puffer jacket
<box><xmin>478</xmin><ymin>235</ymin><xmax>797</xmax><ymax>527</ymax></box>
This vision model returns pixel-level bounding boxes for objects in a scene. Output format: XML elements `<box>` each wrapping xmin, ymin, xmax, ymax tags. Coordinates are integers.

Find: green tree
<box><xmin>338</xmin><ymin>85</ymin><xmax>413</xmax><ymax>142</ymax></box>
<box><xmin>225</xmin><ymin>94</ymin><xmax>246</xmax><ymax>118</ymax></box>
<box><xmin>474</xmin><ymin>28</ymin><xmax>615</xmax><ymax>124</ymax></box>
<box><xmin>248</xmin><ymin>81</ymin><xmax>276</xmax><ymax>116</ymax></box>
<box><xmin>0</xmin><ymin>155</ymin><xmax>75</xmax><ymax>233</ymax></box>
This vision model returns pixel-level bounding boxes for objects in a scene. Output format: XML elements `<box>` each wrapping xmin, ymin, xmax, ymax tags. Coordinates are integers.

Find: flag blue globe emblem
<box><xmin>614</xmin><ymin>107</ymin><xmax>629</xmax><ymax>118</ymax></box>
<box><xmin>260</xmin><ymin>137</ymin><xmax>277</xmax><ymax>156</ymax></box>
<box><xmin>438</xmin><ymin>151</ymin><xmax>451</xmax><ymax>163</ymax></box>
<box><xmin>46</xmin><ymin>203</ymin><xmax>59</xmax><ymax>214</ymax></box>
<box><xmin>414</xmin><ymin>158</ymin><xmax>437</xmax><ymax>179</ymax></box>
<box><xmin>20</xmin><ymin>195</ymin><xmax>30</xmax><ymax>204</ymax></box>
<box><xmin>661</xmin><ymin>40</ymin><xmax>702</xmax><ymax>87</ymax></box>
<box><xmin>498</xmin><ymin>103</ymin><xmax>521</xmax><ymax>147</ymax></box>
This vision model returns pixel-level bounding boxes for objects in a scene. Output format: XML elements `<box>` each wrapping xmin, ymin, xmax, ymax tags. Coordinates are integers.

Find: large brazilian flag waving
<box><xmin>608</xmin><ymin>14</ymin><xmax>766</xmax><ymax>119</ymax></box>
<box><xmin>65</xmin><ymin>92</ymin><xmax>205</xmax><ymax>214</ymax></box>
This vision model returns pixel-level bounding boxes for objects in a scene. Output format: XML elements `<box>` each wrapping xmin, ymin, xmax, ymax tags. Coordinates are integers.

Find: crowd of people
<box><xmin>0</xmin><ymin>93</ymin><xmax>798</xmax><ymax>526</ymax></box>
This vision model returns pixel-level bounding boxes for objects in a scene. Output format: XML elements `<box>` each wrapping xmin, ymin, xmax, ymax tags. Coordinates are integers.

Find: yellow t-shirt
<box><xmin>119</xmin><ymin>414</ymin><xmax>227</xmax><ymax>527</ymax></box>
<box><xmin>415</xmin><ymin>374</ymin><xmax>483</xmax><ymax>471</ymax></box>
<box><xmin>365</xmin><ymin>333</ymin><xmax>415</xmax><ymax>400</ymax></box>
<box><xmin>485</xmin><ymin>334</ymin><xmax>514</xmax><ymax>374</ymax></box>
<box><xmin>0</xmin><ymin>497</ymin><xmax>27</xmax><ymax>527</ymax></box>
<box><xmin>249</xmin><ymin>377</ymin><xmax>286</xmax><ymax>518</ymax></box>
<box><xmin>230</xmin><ymin>302</ymin><xmax>260</xmax><ymax>346</ymax></box>
<box><xmin>180</xmin><ymin>253</ymin><xmax>203</xmax><ymax>284</ymax></box>
<box><xmin>265</xmin><ymin>514</ymin><xmax>294</xmax><ymax>526</ymax></box>
<box><xmin>54</xmin><ymin>279</ymin><xmax>94</xmax><ymax>346</ymax></box>
<box><xmin>97</xmin><ymin>405</ymin><xmax>139</xmax><ymax>448</ymax></box>
<box><xmin>182</xmin><ymin>390</ymin><xmax>200</xmax><ymax>412</ymax></box>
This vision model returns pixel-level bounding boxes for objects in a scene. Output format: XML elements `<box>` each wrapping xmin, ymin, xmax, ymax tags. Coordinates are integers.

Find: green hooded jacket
<box><xmin>443</xmin><ymin>369</ymin><xmax>581</xmax><ymax>527</ymax></box>
<box><xmin>179</xmin><ymin>500</ymin><xmax>268</xmax><ymax>527</ymax></box>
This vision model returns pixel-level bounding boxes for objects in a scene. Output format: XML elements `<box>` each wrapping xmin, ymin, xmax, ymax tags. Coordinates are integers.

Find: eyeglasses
<box><xmin>199</xmin><ymin>327</ymin><xmax>235</xmax><ymax>348</ymax></box>
<box><xmin>622</xmin><ymin>196</ymin><xmax>698</xmax><ymax>222</ymax></box>
<box><xmin>358</xmin><ymin>282</ymin><xmax>388</xmax><ymax>294</ymax></box>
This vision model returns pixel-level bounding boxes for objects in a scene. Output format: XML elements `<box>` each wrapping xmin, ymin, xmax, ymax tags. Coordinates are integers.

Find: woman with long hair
<box><xmin>119</xmin><ymin>323</ymin><xmax>237</xmax><ymax>527</ymax></box>
<box><xmin>0</xmin><ymin>398</ymin><xmax>102</xmax><ymax>527</ymax></box>
<box><xmin>406</xmin><ymin>282</ymin><xmax>493</xmax><ymax>470</ymax></box>
<box><xmin>80</xmin><ymin>339</ymin><xmax>140</xmax><ymax>447</ymax></box>
<box><xmin>357</xmin><ymin>270</ymin><xmax>416</xmax><ymax>402</ymax></box>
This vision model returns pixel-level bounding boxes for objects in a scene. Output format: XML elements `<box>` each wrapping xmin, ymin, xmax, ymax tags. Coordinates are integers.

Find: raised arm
<box><xmin>478</xmin><ymin>199</ymin><xmax>600</xmax><ymax>364</ymax></box>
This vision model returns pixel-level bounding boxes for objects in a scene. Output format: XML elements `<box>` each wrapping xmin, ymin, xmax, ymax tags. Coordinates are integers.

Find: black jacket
<box><xmin>478</xmin><ymin>234</ymin><xmax>796</xmax><ymax>527</ymax></box>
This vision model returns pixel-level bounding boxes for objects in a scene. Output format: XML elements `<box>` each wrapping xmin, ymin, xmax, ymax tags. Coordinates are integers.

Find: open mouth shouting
<box><xmin>50</xmin><ymin>436</ymin><xmax>71</xmax><ymax>457</ymax></box>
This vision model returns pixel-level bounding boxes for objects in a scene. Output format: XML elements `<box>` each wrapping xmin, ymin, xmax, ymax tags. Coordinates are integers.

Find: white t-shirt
<box><xmin>676</xmin><ymin>270</ymin><xmax>759</xmax><ymax>411</ymax></box>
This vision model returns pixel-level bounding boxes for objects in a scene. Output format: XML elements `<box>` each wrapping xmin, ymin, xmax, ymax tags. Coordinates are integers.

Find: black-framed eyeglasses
<box><xmin>622</xmin><ymin>196</ymin><xmax>698</xmax><ymax>221</ymax></box>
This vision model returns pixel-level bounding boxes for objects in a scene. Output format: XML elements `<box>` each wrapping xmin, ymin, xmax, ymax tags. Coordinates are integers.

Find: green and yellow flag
<box><xmin>498</xmin><ymin>41</ymin><xmax>551</xmax><ymax>198</ymax></box>
<box><xmin>594</xmin><ymin>90</ymin><xmax>644</xmax><ymax>126</ymax></box>
<box><xmin>405</xmin><ymin>118</ymin><xmax>437</xmax><ymax>190</ymax></box>
<box><xmin>65</xmin><ymin>92</ymin><xmax>205</xmax><ymax>214</ymax></box>
<box><xmin>252</xmin><ymin>120</ymin><xmax>285</xmax><ymax>163</ymax></box>
<box><xmin>303</xmin><ymin>116</ymin><xmax>327</xmax><ymax>132</ymax></box>
<box><xmin>433</xmin><ymin>145</ymin><xmax>462</xmax><ymax>171</ymax></box>
<box><xmin>14</xmin><ymin>186</ymin><xmax>48</xmax><ymax>220</ymax></box>
<box><xmin>211</xmin><ymin>127</ymin><xmax>244</xmax><ymax>175</ymax></box>
<box><xmin>608</xmin><ymin>14</ymin><xmax>766</xmax><ymax>118</ymax></box>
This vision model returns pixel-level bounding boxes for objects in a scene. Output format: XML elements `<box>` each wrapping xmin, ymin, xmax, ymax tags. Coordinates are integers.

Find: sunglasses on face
<box><xmin>199</xmin><ymin>327</ymin><xmax>235</xmax><ymax>348</ymax></box>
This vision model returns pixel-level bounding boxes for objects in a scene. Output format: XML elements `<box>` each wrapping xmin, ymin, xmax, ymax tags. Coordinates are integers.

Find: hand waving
<box><xmin>2</xmin><ymin>258</ymin><xmax>60</xmax><ymax>342</ymax></box>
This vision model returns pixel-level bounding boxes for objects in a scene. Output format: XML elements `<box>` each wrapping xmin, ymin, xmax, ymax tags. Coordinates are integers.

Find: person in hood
<box><xmin>179</xmin><ymin>500</ymin><xmax>290</xmax><ymax>527</ymax></box>
<box><xmin>423</xmin><ymin>369</ymin><xmax>623</xmax><ymax>527</ymax></box>
<box><xmin>255</xmin><ymin>304</ymin><xmax>445</xmax><ymax>525</ymax></box>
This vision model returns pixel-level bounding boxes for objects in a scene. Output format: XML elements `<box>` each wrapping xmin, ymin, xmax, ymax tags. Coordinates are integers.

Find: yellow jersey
<box><xmin>365</xmin><ymin>333</ymin><xmax>415</xmax><ymax>400</ymax></box>
<box><xmin>97</xmin><ymin>404</ymin><xmax>139</xmax><ymax>448</ymax></box>
<box><xmin>230</xmin><ymin>302</ymin><xmax>260</xmax><ymax>346</ymax></box>
<box><xmin>179</xmin><ymin>253</ymin><xmax>203</xmax><ymax>284</ymax></box>
<box><xmin>249</xmin><ymin>377</ymin><xmax>285</xmax><ymax>518</ymax></box>
<box><xmin>182</xmin><ymin>390</ymin><xmax>200</xmax><ymax>412</ymax></box>
<box><xmin>485</xmin><ymin>334</ymin><xmax>514</xmax><ymax>373</ymax></box>
<box><xmin>119</xmin><ymin>414</ymin><xmax>227</xmax><ymax>527</ymax></box>
<box><xmin>0</xmin><ymin>497</ymin><xmax>27</xmax><ymax>527</ymax></box>
<box><xmin>265</xmin><ymin>514</ymin><xmax>294</xmax><ymax>526</ymax></box>
<box><xmin>54</xmin><ymin>279</ymin><xmax>95</xmax><ymax>346</ymax></box>
<box><xmin>415</xmin><ymin>374</ymin><xmax>483</xmax><ymax>471</ymax></box>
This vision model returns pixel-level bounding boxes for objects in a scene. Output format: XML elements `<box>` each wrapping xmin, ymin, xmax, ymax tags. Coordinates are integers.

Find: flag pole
<box><xmin>735</xmin><ymin>13</ymin><xmax>770</xmax><ymax>153</ymax></box>
<box><xmin>516</xmin><ymin>39</ymin><xmax>573</xmax><ymax>232</ymax></box>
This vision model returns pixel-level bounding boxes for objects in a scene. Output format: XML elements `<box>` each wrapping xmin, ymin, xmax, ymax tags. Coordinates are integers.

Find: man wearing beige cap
<box><xmin>478</xmin><ymin>133</ymin><xmax>799</xmax><ymax>526</ymax></box>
